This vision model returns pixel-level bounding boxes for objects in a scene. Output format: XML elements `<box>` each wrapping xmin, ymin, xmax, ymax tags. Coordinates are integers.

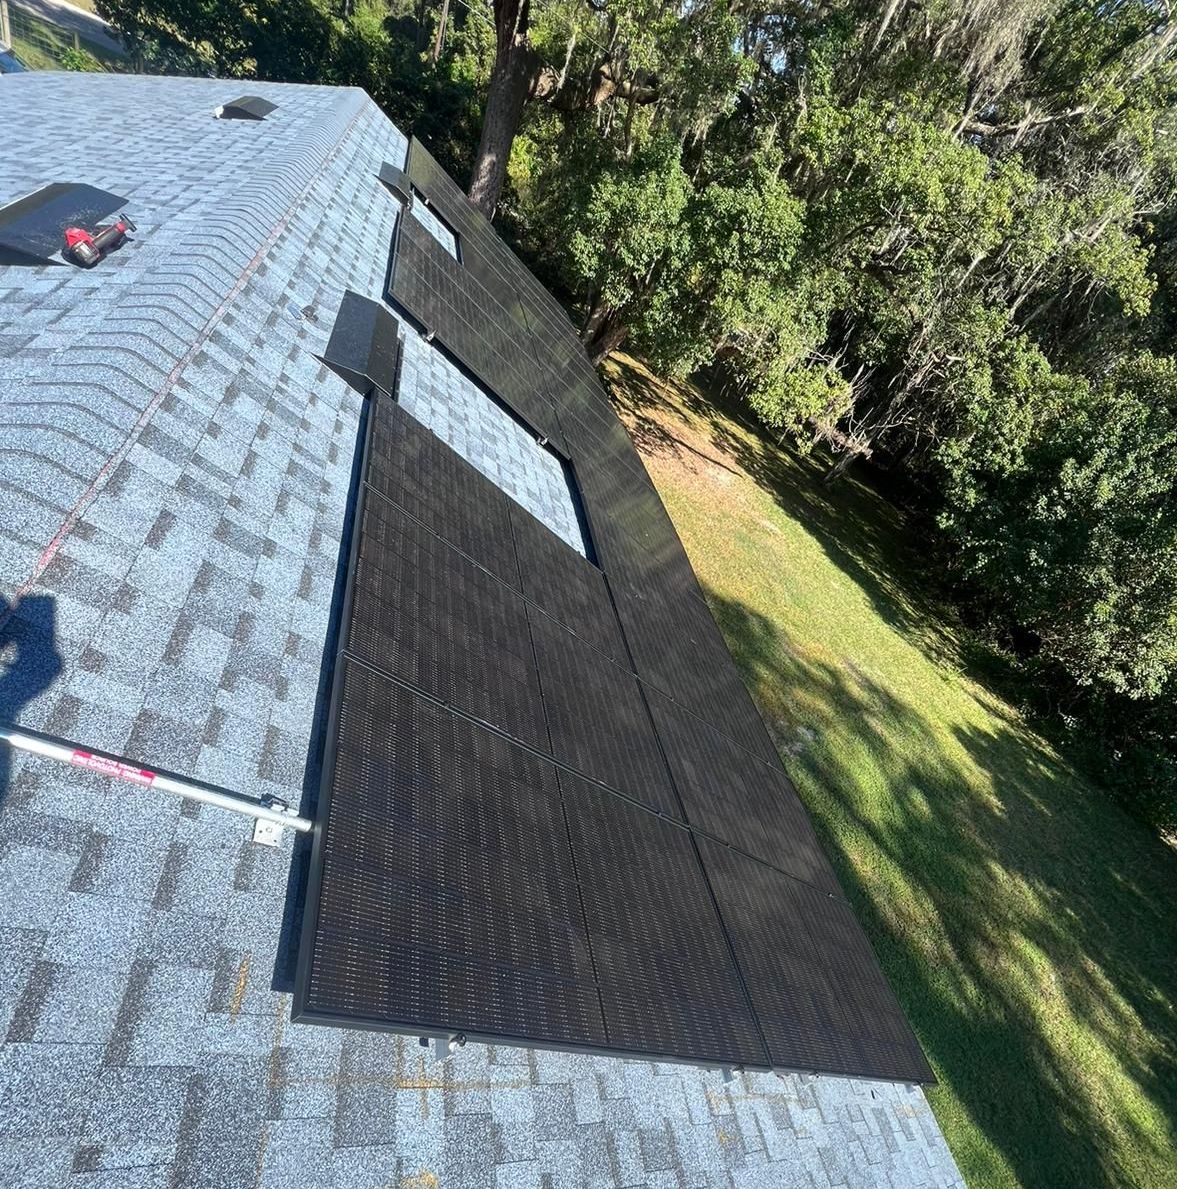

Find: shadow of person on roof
<box><xmin>0</xmin><ymin>593</ymin><xmax>63</xmax><ymax>809</ymax></box>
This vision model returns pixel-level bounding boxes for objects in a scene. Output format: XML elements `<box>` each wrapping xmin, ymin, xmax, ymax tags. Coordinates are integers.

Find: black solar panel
<box><xmin>293</xmin><ymin>142</ymin><xmax>935</xmax><ymax>1086</ymax></box>
<box><xmin>698</xmin><ymin>840</ymin><xmax>934</xmax><ymax>1082</ymax></box>
<box><xmin>510</xmin><ymin>504</ymin><xmax>626</xmax><ymax>663</ymax></box>
<box><xmin>295</xmin><ymin>659</ymin><xmax>607</xmax><ymax>1047</ymax></box>
<box><xmin>646</xmin><ymin>687</ymin><xmax>840</xmax><ymax>894</ymax></box>
<box><xmin>346</xmin><ymin>488</ymin><xmax>549</xmax><ymax>751</ymax></box>
<box><xmin>614</xmin><ymin>585</ymin><xmax>783</xmax><ymax>765</ymax></box>
<box><xmin>560</xmin><ymin>773</ymin><xmax>768</xmax><ymax>1067</ymax></box>
<box><xmin>528</xmin><ymin>608</ymin><xmax>681</xmax><ymax>819</ymax></box>
<box><xmin>388</xmin><ymin>209</ymin><xmax>564</xmax><ymax>449</ymax></box>
<box><xmin>577</xmin><ymin>456</ymin><xmax>700</xmax><ymax>596</ymax></box>
<box><xmin>365</xmin><ymin>393</ymin><xmax>520</xmax><ymax>588</ymax></box>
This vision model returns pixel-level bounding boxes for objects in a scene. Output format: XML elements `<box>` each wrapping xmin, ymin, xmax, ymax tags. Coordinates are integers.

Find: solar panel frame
<box><xmin>614</xmin><ymin>585</ymin><xmax>784</xmax><ymax>765</ymax></box>
<box><xmin>698</xmin><ymin>840</ymin><xmax>934</xmax><ymax>1083</ymax></box>
<box><xmin>509</xmin><ymin>503</ymin><xmax>627</xmax><ymax>664</ymax></box>
<box><xmin>365</xmin><ymin>393</ymin><xmax>521</xmax><ymax>589</ymax></box>
<box><xmin>387</xmin><ymin>204</ymin><xmax>565</xmax><ymax>451</ymax></box>
<box><xmin>559</xmin><ymin>772</ymin><xmax>769</xmax><ymax>1068</ymax></box>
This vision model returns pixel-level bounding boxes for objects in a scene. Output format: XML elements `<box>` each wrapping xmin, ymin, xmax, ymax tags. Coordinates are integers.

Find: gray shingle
<box><xmin>0</xmin><ymin>73</ymin><xmax>961</xmax><ymax>1189</ymax></box>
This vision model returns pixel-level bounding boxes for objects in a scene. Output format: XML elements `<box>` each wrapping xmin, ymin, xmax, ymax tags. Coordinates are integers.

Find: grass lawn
<box><xmin>605</xmin><ymin>354</ymin><xmax>1177</xmax><ymax>1189</ymax></box>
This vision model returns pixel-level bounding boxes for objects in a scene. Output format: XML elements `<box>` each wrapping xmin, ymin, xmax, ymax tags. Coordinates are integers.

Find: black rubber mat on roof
<box><xmin>0</xmin><ymin>182</ymin><xmax>126</xmax><ymax>266</ymax></box>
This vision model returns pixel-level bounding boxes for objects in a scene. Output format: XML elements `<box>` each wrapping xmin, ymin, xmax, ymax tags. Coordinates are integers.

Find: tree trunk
<box><xmin>584</xmin><ymin>313</ymin><xmax>628</xmax><ymax>365</ymax></box>
<box><xmin>468</xmin><ymin>0</ymin><xmax>534</xmax><ymax>217</ymax></box>
<box><xmin>823</xmin><ymin>447</ymin><xmax>861</xmax><ymax>485</ymax></box>
<box><xmin>430</xmin><ymin>0</ymin><xmax>449</xmax><ymax>64</ymax></box>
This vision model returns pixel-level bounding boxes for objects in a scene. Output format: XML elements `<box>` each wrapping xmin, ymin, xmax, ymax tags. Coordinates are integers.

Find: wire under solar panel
<box><xmin>697</xmin><ymin>839</ymin><xmax>934</xmax><ymax>1083</ymax></box>
<box><xmin>645</xmin><ymin>687</ymin><xmax>841</xmax><ymax>894</ymax></box>
<box><xmin>528</xmin><ymin>607</ymin><xmax>681</xmax><ymax>818</ymax></box>
<box><xmin>295</xmin><ymin>658</ymin><xmax>607</xmax><ymax>1048</ymax></box>
<box><xmin>509</xmin><ymin>503</ymin><xmax>627</xmax><ymax>663</ymax></box>
<box><xmin>365</xmin><ymin>393</ymin><xmax>521</xmax><ymax>588</ymax></box>
<box><xmin>346</xmin><ymin>488</ymin><xmax>549</xmax><ymax>751</ymax></box>
<box><xmin>559</xmin><ymin>772</ymin><xmax>769</xmax><ymax>1067</ymax></box>
<box><xmin>388</xmin><ymin>212</ymin><xmax>565</xmax><ymax>449</ymax></box>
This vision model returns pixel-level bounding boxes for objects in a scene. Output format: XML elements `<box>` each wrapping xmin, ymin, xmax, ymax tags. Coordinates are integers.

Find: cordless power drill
<box><xmin>63</xmin><ymin>212</ymin><xmax>136</xmax><ymax>267</ymax></box>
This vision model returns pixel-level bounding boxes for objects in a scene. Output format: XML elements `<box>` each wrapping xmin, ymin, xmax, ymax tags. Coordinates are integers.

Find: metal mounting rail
<box><xmin>0</xmin><ymin>724</ymin><xmax>313</xmax><ymax>837</ymax></box>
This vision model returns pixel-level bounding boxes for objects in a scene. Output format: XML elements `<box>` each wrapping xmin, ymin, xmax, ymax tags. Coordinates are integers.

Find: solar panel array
<box><xmin>294</xmin><ymin>139</ymin><xmax>934</xmax><ymax>1083</ymax></box>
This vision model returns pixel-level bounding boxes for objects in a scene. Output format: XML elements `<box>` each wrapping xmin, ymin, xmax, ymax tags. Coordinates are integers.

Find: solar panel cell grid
<box><xmin>646</xmin><ymin>687</ymin><xmax>841</xmax><ymax>894</ymax></box>
<box><xmin>698</xmin><ymin>840</ymin><xmax>934</xmax><ymax>1083</ymax></box>
<box><xmin>614</xmin><ymin>586</ymin><xmax>783</xmax><ymax>764</ymax></box>
<box><xmin>300</xmin><ymin>659</ymin><xmax>607</xmax><ymax>1046</ymax></box>
<box><xmin>365</xmin><ymin>393</ymin><xmax>520</xmax><ymax>587</ymax></box>
<box><xmin>528</xmin><ymin>608</ymin><xmax>682</xmax><ymax>819</ymax></box>
<box><xmin>561</xmin><ymin>773</ymin><xmax>769</xmax><ymax>1067</ymax></box>
<box><xmin>509</xmin><ymin>503</ymin><xmax>627</xmax><ymax>663</ymax></box>
<box><xmin>347</xmin><ymin>489</ymin><xmax>549</xmax><ymax>751</ymax></box>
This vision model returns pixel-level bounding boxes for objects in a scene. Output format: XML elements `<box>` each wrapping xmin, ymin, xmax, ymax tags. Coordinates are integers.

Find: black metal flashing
<box><xmin>377</xmin><ymin>161</ymin><xmax>412</xmax><ymax>205</ymax></box>
<box><xmin>318</xmin><ymin>290</ymin><xmax>402</xmax><ymax>399</ymax></box>
<box><xmin>0</xmin><ymin>182</ymin><xmax>127</xmax><ymax>267</ymax></box>
<box><xmin>215</xmin><ymin>95</ymin><xmax>277</xmax><ymax>120</ymax></box>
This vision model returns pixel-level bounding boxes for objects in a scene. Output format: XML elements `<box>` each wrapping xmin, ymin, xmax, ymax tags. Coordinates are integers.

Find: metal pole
<box><xmin>0</xmin><ymin>724</ymin><xmax>313</xmax><ymax>834</ymax></box>
<box><xmin>0</xmin><ymin>0</ymin><xmax>11</xmax><ymax>50</ymax></box>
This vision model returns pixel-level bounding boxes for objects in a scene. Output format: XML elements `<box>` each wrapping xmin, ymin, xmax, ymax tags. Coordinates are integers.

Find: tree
<box><xmin>939</xmin><ymin>352</ymin><xmax>1177</xmax><ymax>699</ymax></box>
<box><xmin>468</xmin><ymin>0</ymin><xmax>537</xmax><ymax>215</ymax></box>
<box><xmin>467</xmin><ymin>0</ymin><xmax>740</xmax><ymax>214</ymax></box>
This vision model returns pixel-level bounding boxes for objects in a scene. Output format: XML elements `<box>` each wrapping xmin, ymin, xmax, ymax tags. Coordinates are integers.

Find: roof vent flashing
<box><xmin>319</xmin><ymin>290</ymin><xmax>402</xmax><ymax>399</ymax></box>
<box><xmin>215</xmin><ymin>96</ymin><xmax>277</xmax><ymax>121</ymax></box>
<box><xmin>377</xmin><ymin>162</ymin><xmax>411</xmax><ymax>206</ymax></box>
<box><xmin>0</xmin><ymin>182</ymin><xmax>128</xmax><ymax>267</ymax></box>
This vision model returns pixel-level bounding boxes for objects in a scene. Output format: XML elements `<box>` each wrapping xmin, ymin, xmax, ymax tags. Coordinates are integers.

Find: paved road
<box><xmin>11</xmin><ymin>0</ymin><xmax>126</xmax><ymax>56</ymax></box>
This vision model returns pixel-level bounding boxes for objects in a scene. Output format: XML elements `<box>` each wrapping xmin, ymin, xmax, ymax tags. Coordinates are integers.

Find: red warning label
<box><xmin>70</xmin><ymin>750</ymin><xmax>156</xmax><ymax>787</ymax></box>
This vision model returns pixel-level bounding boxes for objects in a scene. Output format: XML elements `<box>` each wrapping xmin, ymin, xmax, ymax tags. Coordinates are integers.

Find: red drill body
<box><xmin>63</xmin><ymin>213</ymin><xmax>136</xmax><ymax>267</ymax></box>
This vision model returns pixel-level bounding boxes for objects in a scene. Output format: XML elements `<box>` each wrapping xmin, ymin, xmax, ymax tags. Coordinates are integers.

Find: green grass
<box><xmin>605</xmin><ymin>354</ymin><xmax>1177</xmax><ymax>1189</ymax></box>
<box><xmin>9</xmin><ymin>10</ymin><xmax>122</xmax><ymax>70</ymax></box>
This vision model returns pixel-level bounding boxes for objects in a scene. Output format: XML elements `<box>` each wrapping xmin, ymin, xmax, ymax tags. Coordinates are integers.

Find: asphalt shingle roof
<box><xmin>0</xmin><ymin>72</ymin><xmax>963</xmax><ymax>1188</ymax></box>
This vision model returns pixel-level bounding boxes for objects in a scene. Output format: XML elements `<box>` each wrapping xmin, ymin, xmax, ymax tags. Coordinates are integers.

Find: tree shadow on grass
<box><xmin>604</xmin><ymin>353</ymin><xmax>967</xmax><ymax>674</ymax></box>
<box><xmin>707</xmin><ymin>587</ymin><xmax>1177</xmax><ymax>1189</ymax></box>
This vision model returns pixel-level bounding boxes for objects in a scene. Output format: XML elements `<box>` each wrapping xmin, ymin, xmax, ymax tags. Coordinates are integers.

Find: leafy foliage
<box><xmin>91</xmin><ymin>0</ymin><xmax>1177</xmax><ymax>825</ymax></box>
